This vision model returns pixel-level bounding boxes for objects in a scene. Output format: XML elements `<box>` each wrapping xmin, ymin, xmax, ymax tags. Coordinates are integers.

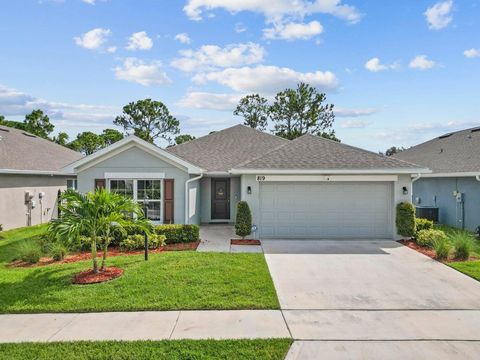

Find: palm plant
<box><xmin>49</xmin><ymin>188</ymin><xmax>145</xmax><ymax>273</ymax></box>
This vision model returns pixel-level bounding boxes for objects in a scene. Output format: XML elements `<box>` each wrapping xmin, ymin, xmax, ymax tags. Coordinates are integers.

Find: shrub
<box><xmin>416</xmin><ymin>229</ymin><xmax>447</xmax><ymax>248</ymax></box>
<box><xmin>433</xmin><ymin>237</ymin><xmax>451</xmax><ymax>260</ymax></box>
<box><xmin>51</xmin><ymin>243</ymin><xmax>67</xmax><ymax>261</ymax></box>
<box><xmin>396</xmin><ymin>202</ymin><xmax>416</xmax><ymax>238</ymax></box>
<box><xmin>155</xmin><ymin>224</ymin><xmax>199</xmax><ymax>244</ymax></box>
<box><xmin>0</xmin><ymin>224</ymin><xmax>3</xmax><ymax>232</ymax></box>
<box><xmin>452</xmin><ymin>232</ymin><xmax>473</xmax><ymax>260</ymax></box>
<box><xmin>120</xmin><ymin>234</ymin><xmax>166</xmax><ymax>251</ymax></box>
<box><xmin>17</xmin><ymin>241</ymin><xmax>42</xmax><ymax>264</ymax></box>
<box><xmin>415</xmin><ymin>218</ymin><xmax>433</xmax><ymax>235</ymax></box>
<box><xmin>235</xmin><ymin>201</ymin><xmax>252</xmax><ymax>239</ymax></box>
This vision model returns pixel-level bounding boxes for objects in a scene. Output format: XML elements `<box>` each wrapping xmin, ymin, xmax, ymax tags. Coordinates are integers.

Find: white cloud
<box><xmin>464</xmin><ymin>48</ymin><xmax>480</xmax><ymax>58</ymax></box>
<box><xmin>176</xmin><ymin>92</ymin><xmax>243</xmax><ymax>111</ymax></box>
<box><xmin>335</xmin><ymin>107</ymin><xmax>377</xmax><ymax>117</ymax></box>
<box><xmin>409</xmin><ymin>55</ymin><xmax>435</xmax><ymax>70</ymax></box>
<box><xmin>171</xmin><ymin>42</ymin><xmax>265</xmax><ymax>72</ymax></box>
<box><xmin>183</xmin><ymin>0</ymin><xmax>361</xmax><ymax>24</ymax></box>
<box><xmin>235</xmin><ymin>22</ymin><xmax>247</xmax><ymax>33</ymax></box>
<box><xmin>175</xmin><ymin>33</ymin><xmax>191</xmax><ymax>44</ymax></box>
<box><xmin>263</xmin><ymin>20</ymin><xmax>323</xmax><ymax>40</ymax></box>
<box><xmin>364</xmin><ymin>57</ymin><xmax>398</xmax><ymax>72</ymax></box>
<box><xmin>114</xmin><ymin>58</ymin><xmax>171</xmax><ymax>86</ymax></box>
<box><xmin>126</xmin><ymin>31</ymin><xmax>153</xmax><ymax>51</ymax></box>
<box><xmin>106</xmin><ymin>46</ymin><xmax>117</xmax><ymax>53</ymax></box>
<box><xmin>425</xmin><ymin>0</ymin><xmax>453</xmax><ymax>30</ymax></box>
<box><xmin>82</xmin><ymin>0</ymin><xmax>95</xmax><ymax>4</ymax></box>
<box><xmin>74</xmin><ymin>28</ymin><xmax>111</xmax><ymax>50</ymax></box>
<box><xmin>193</xmin><ymin>65</ymin><xmax>338</xmax><ymax>94</ymax></box>
<box><xmin>341</xmin><ymin>119</ymin><xmax>370</xmax><ymax>128</ymax></box>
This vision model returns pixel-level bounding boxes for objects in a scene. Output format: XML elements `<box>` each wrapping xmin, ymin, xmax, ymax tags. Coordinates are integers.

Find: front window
<box><xmin>108</xmin><ymin>179</ymin><xmax>163</xmax><ymax>222</ymax></box>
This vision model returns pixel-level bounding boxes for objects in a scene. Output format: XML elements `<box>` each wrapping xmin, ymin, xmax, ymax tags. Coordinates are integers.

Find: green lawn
<box><xmin>0</xmin><ymin>226</ymin><xmax>279</xmax><ymax>313</ymax></box>
<box><xmin>449</xmin><ymin>261</ymin><xmax>480</xmax><ymax>281</ymax></box>
<box><xmin>0</xmin><ymin>339</ymin><xmax>292</xmax><ymax>360</ymax></box>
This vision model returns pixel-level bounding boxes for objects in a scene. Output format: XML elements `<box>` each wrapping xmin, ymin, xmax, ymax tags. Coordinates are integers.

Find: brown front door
<box><xmin>211</xmin><ymin>178</ymin><xmax>230</xmax><ymax>219</ymax></box>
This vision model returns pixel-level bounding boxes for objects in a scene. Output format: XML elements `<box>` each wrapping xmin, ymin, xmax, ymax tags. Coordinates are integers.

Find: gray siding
<box><xmin>413</xmin><ymin>177</ymin><xmax>480</xmax><ymax>231</ymax></box>
<box><xmin>0</xmin><ymin>174</ymin><xmax>70</xmax><ymax>230</ymax></box>
<box><xmin>200</xmin><ymin>177</ymin><xmax>240</xmax><ymax>223</ymax></box>
<box><xmin>76</xmin><ymin>146</ymin><xmax>195</xmax><ymax>224</ymax></box>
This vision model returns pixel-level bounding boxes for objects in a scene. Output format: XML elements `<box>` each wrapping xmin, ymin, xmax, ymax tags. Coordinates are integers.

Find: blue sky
<box><xmin>0</xmin><ymin>0</ymin><xmax>479</xmax><ymax>151</ymax></box>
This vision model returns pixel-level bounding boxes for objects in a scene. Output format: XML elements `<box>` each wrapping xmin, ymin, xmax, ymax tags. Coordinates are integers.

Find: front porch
<box><xmin>198</xmin><ymin>224</ymin><xmax>262</xmax><ymax>253</ymax></box>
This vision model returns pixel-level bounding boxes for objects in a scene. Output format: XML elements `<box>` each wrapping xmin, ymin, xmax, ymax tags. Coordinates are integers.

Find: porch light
<box><xmin>402</xmin><ymin>186</ymin><xmax>408</xmax><ymax>195</ymax></box>
<box><xmin>247</xmin><ymin>186</ymin><xmax>252</xmax><ymax>195</ymax></box>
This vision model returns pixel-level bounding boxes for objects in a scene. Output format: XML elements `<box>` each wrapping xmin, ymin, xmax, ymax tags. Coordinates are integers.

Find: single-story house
<box><xmin>394</xmin><ymin>126</ymin><xmax>480</xmax><ymax>231</ymax></box>
<box><xmin>0</xmin><ymin>125</ymin><xmax>83</xmax><ymax>230</ymax></box>
<box><xmin>63</xmin><ymin>124</ymin><xmax>429</xmax><ymax>239</ymax></box>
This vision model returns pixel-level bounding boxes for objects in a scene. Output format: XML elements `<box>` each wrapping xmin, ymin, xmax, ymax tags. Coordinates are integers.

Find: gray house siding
<box><xmin>200</xmin><ymin>177</ymin><xmax>240</xmax><ymax>223</ymax></box>
<box><xmin>413</xmin><ymin>177</ymin><xmax>480</xmax><ymax>231</ymax></box>
<box><xmin>0</xmin><ymin>174</ymin><xmax>70</xmax><ymax>230</ymax></box>
<box><xmin>76</xmin><ymin>146</ymin><xmax>199</xmax><ymax>225</ymax></box>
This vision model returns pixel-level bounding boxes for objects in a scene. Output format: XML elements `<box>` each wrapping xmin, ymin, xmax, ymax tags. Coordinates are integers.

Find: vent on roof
<box><xmin>0</xmin><ymin>128</ymin><xmax>9</xmax><ymax>132</ymax></box>
<box><xmin>471</xmin><ymin>127</ymin><xmax>480</xmax><ymax>133</ymax></box>
<box><xmin>22</xmin><ymin>132</ymin><xmax>36</xmax><ymax>138</ymax></box>
<box><xmin>438</xmin><ymin>133</ymin><xmax>452</xmax><ymax>139</ymax></box>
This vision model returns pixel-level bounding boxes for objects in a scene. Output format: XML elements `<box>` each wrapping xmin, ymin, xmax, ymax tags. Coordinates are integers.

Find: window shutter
<box><xmin>95</xmin><ymin>179</ymin><xmax>106</xmax><ymax>190</ymax></box>
<box><xmin>164</xmin><ymin>179</ymin><xmax>174</xmax><ymax>224</ymax></box>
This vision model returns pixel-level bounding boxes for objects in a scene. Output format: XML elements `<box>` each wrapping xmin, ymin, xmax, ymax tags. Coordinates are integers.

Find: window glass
<box><xmin>110</xmin><ymin>180</ymin><xmax>134</xmax><ymax>198</ymax></box>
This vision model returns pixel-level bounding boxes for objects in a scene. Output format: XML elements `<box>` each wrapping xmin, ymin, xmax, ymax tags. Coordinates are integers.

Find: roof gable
<box><xmin>233</xmin><ymin>134</ymin><xmax>427</xmax><ymax>173</ymax></box>
<box><xmin>394</xmin><ymin>126</ymin><xmax>480</xmax><ymax>174</ymax></box>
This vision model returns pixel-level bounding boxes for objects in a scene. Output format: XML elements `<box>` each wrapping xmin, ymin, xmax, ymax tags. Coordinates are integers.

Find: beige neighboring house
<box><xmin>0</xmin><ymin>125</ymin><xmax>83</xmax><ymax>230</ymax></box>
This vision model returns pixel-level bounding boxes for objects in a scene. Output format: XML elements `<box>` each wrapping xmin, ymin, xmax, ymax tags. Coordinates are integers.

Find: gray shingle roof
<box><xmin>0</xmin><ymin>125</ymin><xmax>83</xmax><ymax>172</ymax></box>
<box><xmin>393</xmin><ymin>126</ymin><xmax>480</xmax><ymax>174</ymax></box>
<box><xmin>234</xmin><ymin>133</ymin><xmax>423</xmax><ymax>170</ymax></box>
<box><xmin>166</xmin><ymin>124</ymin><xmax>289</xmax><ymax>172</ymax></box>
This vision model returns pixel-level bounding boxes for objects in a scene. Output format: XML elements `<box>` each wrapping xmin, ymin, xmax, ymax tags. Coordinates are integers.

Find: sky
<box><xmin>0</xmin><ymin>0</ymin><xmax>479</xmax><ymax>152</ymax></box>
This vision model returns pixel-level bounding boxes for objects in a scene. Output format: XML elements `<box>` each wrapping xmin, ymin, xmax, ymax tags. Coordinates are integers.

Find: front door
<box><xmin>211</xmin><ymin>178</ymin><xmax>230</xmax><ymax>219</ymax></box>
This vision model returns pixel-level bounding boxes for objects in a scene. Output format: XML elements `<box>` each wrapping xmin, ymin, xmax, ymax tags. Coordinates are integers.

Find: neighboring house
<box><xmin>64</xmin><ymin>125</ymin><xmax>428</xmax><ymax>239</ymax></box>
<box><xmin>394</xmin><ymin>127</ymin><xmax>480</xmax><ymax>231</ymax></box>
<box><xmin>0</xmin><ymin>125</ymin><xmax>83</xmax><ymax>230</ymax></box>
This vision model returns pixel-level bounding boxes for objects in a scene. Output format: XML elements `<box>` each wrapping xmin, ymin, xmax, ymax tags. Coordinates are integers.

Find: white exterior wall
<box><xmin>0</xmin><ymin>174</ymin><xmax>70</xmax><ymax>230</ymax></box>
<box><xmin>392</xmin><ymin>174</ymin><xmax>414</xmax><ymax>239</ymax></box>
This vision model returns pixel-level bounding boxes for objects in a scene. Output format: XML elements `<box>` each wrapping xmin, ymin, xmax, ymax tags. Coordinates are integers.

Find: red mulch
<box><xmin>398</xmin><ymin>239</ymin><xmax>437</xmax><ymax>259</ymax></box>
<box><xmin>231</xmin><ymin>239</ymin><xmax>261</xmax><ymax>245</ymax></box>
<box><xmin>9</xmin><ymin>241</ymin><xmax>200</xmax><ymax>268</ymax></box>
<box><xmin>73</xmin><ymin>267</ymin><xmax>123</xmax><ymax>284</ymax></box>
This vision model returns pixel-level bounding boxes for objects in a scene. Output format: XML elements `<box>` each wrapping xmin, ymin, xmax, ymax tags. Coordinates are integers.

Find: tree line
<box><xmin>0</xmin><ymin>82</ymin><xmax>347</xmax><ymax>155</ymax></box>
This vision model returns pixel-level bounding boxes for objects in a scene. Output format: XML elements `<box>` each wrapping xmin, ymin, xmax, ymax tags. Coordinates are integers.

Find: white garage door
<box><xmin>259</xmin><ymin>182</ymin><xmax>393</xmax><ymax>239</ymax></box>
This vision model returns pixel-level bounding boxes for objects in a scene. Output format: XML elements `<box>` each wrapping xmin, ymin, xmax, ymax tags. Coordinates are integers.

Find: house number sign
<box><xmin>256</xmin><ymin>175</ymin><xmax>266</xmax><ymax>181</ymax></box>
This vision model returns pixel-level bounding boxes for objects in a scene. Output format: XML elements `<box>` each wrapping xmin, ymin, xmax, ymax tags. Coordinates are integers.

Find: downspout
<box><xmin>476</xmin><ymin>175</ymin><xmax>480</xmax><ymax>182</ymax></box>
<box><xmin>185</xmin><ymin>173</ymin><xmax>204</xmax><ymax>224</ymax></box>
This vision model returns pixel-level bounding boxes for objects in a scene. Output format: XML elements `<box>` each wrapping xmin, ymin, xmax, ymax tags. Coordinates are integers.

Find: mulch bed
<box><xmin>397</xmin><ymin>239</ymin><xmax>477</xmax><ymax>262</ymax></box>
<box><xmin>231</xmin><ymin>239</ymin><xmax>261</xmax><ymax>245</ymax></box>
<box><xmin>9</xmin><ymin>241</ymin><xmax>200</xmax><ymax>268</ymax></box>
<box><xmin>73</xmin><ymin>267</ymin><xmax>123</xmax><ymax>284</ymax></box>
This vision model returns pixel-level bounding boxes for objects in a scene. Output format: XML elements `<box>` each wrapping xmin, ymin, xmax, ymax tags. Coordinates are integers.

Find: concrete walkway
<box><xmin>198</xmin><ymin>224</ymin><xmax>262</xmax><ymax>253</ymax></box>
<box><xmin>0</xmin><ymin>310</ymin><xmax>289</xmax><ymax>343</ymax></box>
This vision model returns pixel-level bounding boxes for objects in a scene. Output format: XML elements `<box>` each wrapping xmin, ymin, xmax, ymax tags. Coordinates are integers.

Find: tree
<box><xmin>24</xmin><ymin>109</ymin><xmax>54</xmax><ymax>139</ymax></box>
<box><xmin>234</xmin><ymin>94</ymin><xmax>269</xmax><ymax>131</ymax></box>
<box><xmin>235</xmin><ymin>201</ymin><xmax>252</xmax><ymax>239</ymax></box>
<box><xmin>53</xmin><ymin>132</ymin><xmax>69</xmax><ymax>146</ymax></box>
<box><xmin>113</xmin><ymin>99</ymin><xmax>180</xmax><ymax>144</ymax></box>
<box><xmin>175</xmin><ymin>134</ymin><xmax>195</xmax><ymax>145</ymax></box>
<box><xmin>269</xmin><ymin>82</ymin><xmax>335</xmax><ymax>140</ymax></box>
<box><xmin>49</xmin><ymin>188</ymin><xmax>143</xmax><ymax>273</ymax></box>
<box><xmin>100</xmin><ymin>128</ymin><xmax>124</xmax><ymax>146</ymax></box>
<box><xmin>319</xmin><ymin>130</ymin><xmax>341</xmax><ymax>142</ymax></box>
<box><xmin>68</xmin><ymin>131</ymin><xmax>104</xmax><ymax>155</ymax></box>
<box><xmin>384</xmin><ymin>146</ymin><xmax>405</xmax><ymax>156</ymax></box>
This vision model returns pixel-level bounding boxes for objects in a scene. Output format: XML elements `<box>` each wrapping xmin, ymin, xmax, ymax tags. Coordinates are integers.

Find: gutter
<box><xmin>0</xmin><ymin>169</ymin><xmax>75</xmax><ymax>176</ymax></box>
<box><xmin>412</xmin><ymin>173</ymin><xmax>422</xmax><ymax>183</ymax></box>
<box><xmin>185</xmin><ymin>173</ymin><xmax>204</xmax><ymax>224</ymax></box>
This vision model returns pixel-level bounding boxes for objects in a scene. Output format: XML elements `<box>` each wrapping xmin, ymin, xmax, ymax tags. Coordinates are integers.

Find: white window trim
<box><xmin>106</xmin><ymin>178</ymin><xmax>163</xmax><ymax>224</ymax></box>
<box><xmin>104</xmin><ymin>172</ymin><xmax>165</xmax><ymax>179</ymax></box>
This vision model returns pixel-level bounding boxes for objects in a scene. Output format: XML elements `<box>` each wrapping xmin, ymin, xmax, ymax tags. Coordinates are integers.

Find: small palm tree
<box><xmin>49</xmin><ymin>188</ymin><xmax>145</xmax><ymax>273</ymax></box>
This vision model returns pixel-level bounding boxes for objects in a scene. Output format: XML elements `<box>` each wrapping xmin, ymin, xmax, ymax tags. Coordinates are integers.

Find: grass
<box><xmin>0</xmin><ymin>339</ymin><xmax>293</xmax><ymax>360</ymax></box>
<box><xmin>449</xmin><ymin>261</ymin><xmax>480</xmax><ymax>281</ymax></box>
<box><xmin>434</xmin><ymin>224</ymin><xmax>480</xmax><ymax>256</ymax></box>
<box><xmin>0</xmin><ymin>226</ymin><xmax>279</xmax><ymax>313</ymax></box>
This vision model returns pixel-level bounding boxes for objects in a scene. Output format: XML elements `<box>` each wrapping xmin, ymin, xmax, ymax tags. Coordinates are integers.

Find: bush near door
<box><xmin>396</xmin><ymin>202</ymin><xmax>416</xmax><ymax>237</ymax></box>
<box><xmin>235</xmin><ymin>201</ymin><xmax>252</xmax><ymax>239</ymax></box>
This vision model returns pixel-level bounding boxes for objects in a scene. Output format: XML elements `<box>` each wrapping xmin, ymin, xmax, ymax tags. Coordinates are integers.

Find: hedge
<box><xmin>235</xmin><ymin>201</ymin><xmax>252</xmax><ymax>239</ymax></box>
<box><xmin>396</xmin><ymin>202</ymin><xmax>416</xmax><ymax>237</ymax></box>
<box><xmin>155</xmin><ymin>224</ymin><xmax>200</xmax><ymax>244</ymax></box>
<box><xmin>415</xmin><ymin>218</ymin><xmax>433</xmax><ymax>236</ymax></box>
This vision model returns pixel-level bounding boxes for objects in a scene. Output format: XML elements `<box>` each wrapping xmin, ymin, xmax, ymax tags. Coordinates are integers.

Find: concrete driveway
<box><xmin>263</xmin><ymin>240</ymin><xmax>480</xmax><ymax>359</ymax></box>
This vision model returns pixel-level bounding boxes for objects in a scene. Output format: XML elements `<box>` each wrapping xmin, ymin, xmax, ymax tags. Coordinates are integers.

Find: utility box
<box><xmin>416</xmin><ymin>206</ymin><xmax>439</xmax><ymax>223</ymax></box>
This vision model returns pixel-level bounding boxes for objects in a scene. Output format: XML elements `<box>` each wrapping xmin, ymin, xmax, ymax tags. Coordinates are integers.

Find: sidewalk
<box><xmin>0</xmin><ymin>310</ymin><xmax>289</xmax><ymax>343</ymax></box>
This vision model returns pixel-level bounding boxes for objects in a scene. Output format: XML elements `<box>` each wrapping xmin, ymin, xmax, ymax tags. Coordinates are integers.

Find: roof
<box><xmin>393</xmin><ymin>126</ymin><xmax>480</xmax><ymax>174</ymax></box>
<box><xmin>232</xmin><ymin>133</ymin><xmax>425</xmax><ymax>173</ymax></box>
<box><xmin>166</xmin><ymin>124</ymin><xmax>289</xmax><ymax>172</ymax></box>
<box><xmin>62</xmin><ymin>135</ymin><xmax>203</xmax><ymax>175</ymax></box>
<box><xmin>0</xmin><ymin>125</ymin><xmax>83</xmax><ymax>174</ymax></box>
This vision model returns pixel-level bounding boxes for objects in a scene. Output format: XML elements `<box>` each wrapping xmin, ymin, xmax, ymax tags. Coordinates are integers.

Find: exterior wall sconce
<box><xmin>247</xmin><ymin>186</ymin><xmax>252</xmax><ymax>195</ymax></box>
<box><xmin>402</xmin><ymin>186</ymin><xmax>408</xmax><ymax>195</ymax></box>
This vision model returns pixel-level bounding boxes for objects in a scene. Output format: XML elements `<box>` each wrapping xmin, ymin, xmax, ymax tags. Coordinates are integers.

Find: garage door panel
<box><xmin>259</xmin><ymin>182</ymin><xmax>392</xmax><ymax>239</ymax></box>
